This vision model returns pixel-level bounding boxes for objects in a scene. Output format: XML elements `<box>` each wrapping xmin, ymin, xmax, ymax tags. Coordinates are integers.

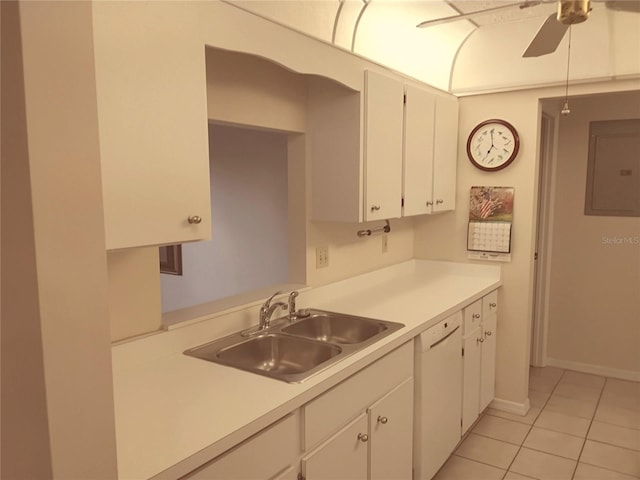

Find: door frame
<box><xmin>531</xmin><ymin>109</ymin><xmax>559</xmax><ymax>366</ymax></box>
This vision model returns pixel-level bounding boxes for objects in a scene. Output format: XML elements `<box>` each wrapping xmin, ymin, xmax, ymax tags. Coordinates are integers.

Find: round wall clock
<box><xmin>466</xmin><ymin>119</ymin><xmax>520</xmax><ymax>171</ymax></box>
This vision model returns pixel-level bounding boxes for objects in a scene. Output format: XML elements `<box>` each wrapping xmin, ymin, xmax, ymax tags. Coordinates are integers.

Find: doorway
<box><xmin>531</xmin><ymin>109</ymin><xmax>557</xmax><ymax>366</ymax></box>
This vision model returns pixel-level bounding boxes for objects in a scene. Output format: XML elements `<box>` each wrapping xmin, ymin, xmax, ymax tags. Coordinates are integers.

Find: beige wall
<box><xmin>546</xmin><ymin>91</ymin><xmax>640</xmax><ymax>378</ymax></box>
<box><xmin>108</xmin><ymin>248</ymin><xmax>162</xmax><ymax>341</ymax></box>
<box><xmin>413</xmin><ymin>81</ymin><xmax>640</xmax><ymax>406</ymax></box>
<box><xmin>2</xmin><ymin>1</ymin><xmax>117</xmax><ymax>477</ymax></box>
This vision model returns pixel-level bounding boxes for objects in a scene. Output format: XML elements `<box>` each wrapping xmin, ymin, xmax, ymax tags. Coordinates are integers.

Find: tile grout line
<box><xmin>569</xmin><ymin>374</ymin><xmax>607</xmax><ymax>480</ymax></box>
<box><xmin>499</xmin><ymin>368</ymin><xmax>566</xmax><ymax>480</ymax></box>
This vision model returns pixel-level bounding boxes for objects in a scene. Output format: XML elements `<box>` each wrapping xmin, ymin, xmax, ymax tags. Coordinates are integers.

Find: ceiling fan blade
<box><xmin>604</xmin><ymin>0</ymin><xmax>640</xmax><ymax>12</ymax></box>
<box><xmin>522</xmin><ymin>13</ymin><xmax>570</xmax><ymax>57</ymax></box>
<box><xmin>417</xmin><ymin>1</ymin><xmax>542</xmax><ymax>28</ymax></box>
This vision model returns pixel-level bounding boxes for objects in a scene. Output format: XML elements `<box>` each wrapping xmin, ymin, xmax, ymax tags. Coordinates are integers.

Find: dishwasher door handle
<box><xmin>429</xmin><ymin>325</ymin><xmax>460</xmax><ymax>349</ymax></box>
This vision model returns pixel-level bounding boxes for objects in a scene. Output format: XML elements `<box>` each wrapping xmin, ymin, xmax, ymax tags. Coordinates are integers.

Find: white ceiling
<box><xmin>226</xmin><ymin>0</ymin><xmax>640</xmax><ymax>93</ymax></box>
<box><xmin>447</xmin><ymin>0</ymin><xmax>558</xmax><ymax>26</ymax></box>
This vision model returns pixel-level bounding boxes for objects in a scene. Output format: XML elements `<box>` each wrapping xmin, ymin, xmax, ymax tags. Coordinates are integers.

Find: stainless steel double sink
<box><xmin>184</xmin><ymin>309</ymin><xmax>404</xmax><ymax>383</ymax></box>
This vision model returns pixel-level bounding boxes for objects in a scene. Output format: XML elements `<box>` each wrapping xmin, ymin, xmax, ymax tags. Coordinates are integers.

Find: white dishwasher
<box><xmin>413</xmin><ymin>312</ymin><xmax>463</xmax><ymax>480</ymax></box>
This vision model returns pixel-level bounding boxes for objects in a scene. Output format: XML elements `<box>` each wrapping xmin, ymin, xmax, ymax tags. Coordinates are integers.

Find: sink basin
<box><xmin>282</xmin><ymin>311</ymin><xmax>391</xmax><ymax>344</ymax></box>
<box><xmin>185</xmin><ymin>333</ymin><xmax>342</xmax><ymax>383</ymax></box>
<box><xmin>184</xmin><ymin>309</ymin><xmax>404</xmax><ymax>383</ymax></box>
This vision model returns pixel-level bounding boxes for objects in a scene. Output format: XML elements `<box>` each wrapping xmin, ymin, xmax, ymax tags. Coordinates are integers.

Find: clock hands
<box><xmin>483</xmin><ymin>130</ymin><xmax>497</xmax><ymax>161</ymax></box>
<box><xmin>483</xmin><ymin>146</ymin><xmax>496</xmax><ymax>162</ymax></box>
<box><xmin>468</xmin><ymin>120</ymin><xmax>519</xmax><ymax>171</ymax></box>
<box><xmin>482</xmin><ymin>129</ymin><xmax>496</xmax><ymax>160</ymax></box>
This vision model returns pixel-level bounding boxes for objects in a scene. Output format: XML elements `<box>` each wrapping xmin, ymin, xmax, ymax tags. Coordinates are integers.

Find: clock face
<box><xmin>467</xmin><ymin>119</ymin><xmax>520</xmax><ymax>171</ymax></box>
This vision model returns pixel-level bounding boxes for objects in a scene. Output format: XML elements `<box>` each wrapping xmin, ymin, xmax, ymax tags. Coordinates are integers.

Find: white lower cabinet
<box><xmin>462</xmin><ymin>324</ymin><xmax>482</xmax><ymax>433</ymax></box>
<box><xmin>480</xmin><ymin>312</ymin><xmax>497</xmax><ymax>412</ymax></box>
<box><xmin>183</xmin><ymin>342</ymin><xmax>413</xmax><ymax>480</ymax></box>
<box><xmin>461</xmin><ymin>291</ymin><xmax>499</xmax><ymax>434</ymax></box>
<box><xmin>302</xmin><ymin>378</ymin><xmax>413</xmax><ymax>480</ymax></box>
<box><xmin>302</xmin><ymin>341</ymin><xmax>413</xmax><ymax>480</ymax></box>
<box><xmin>302</xmin><ymin>413</ymin><xmax>369</xmax><ymax>480</ymax></box>
<box><xmin>182</xmin><ymin>412</ymin><xmax>300</xmax><ymax>479</ymax></box>
<box><xmin>368</xmin><ymin>378</ymin><xmax>414</xmax><ymax>480</ymax></box>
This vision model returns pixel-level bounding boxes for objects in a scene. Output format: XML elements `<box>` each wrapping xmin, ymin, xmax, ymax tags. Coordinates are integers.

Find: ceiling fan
<box><xmin>417</xmin><ymin>0</ymin><xmax>640</xmax><ymax>57</ymax></box>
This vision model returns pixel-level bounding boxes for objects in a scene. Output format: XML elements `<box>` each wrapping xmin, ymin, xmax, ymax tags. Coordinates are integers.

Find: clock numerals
<box><xmin>467</xmin><ymin>119</ymin><xmax>519</xmax><ymax>171</ymax></box>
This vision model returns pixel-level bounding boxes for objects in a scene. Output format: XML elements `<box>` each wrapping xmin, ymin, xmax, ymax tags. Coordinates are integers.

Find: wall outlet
<box><xmin>316</xmin><ymin>246</ymin><xmax>329</xmax><ymax>268</ymax></box>
<box><xmin>382</xmin><ymin>235</ymin><xmax>388</xmax><ymax>253</ymax></box>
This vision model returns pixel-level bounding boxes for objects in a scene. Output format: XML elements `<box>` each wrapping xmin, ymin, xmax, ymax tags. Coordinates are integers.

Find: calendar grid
<box><xmin>467</xmin><ymin>221</ymin><xmax>512</xmax><ymax>253</ymax></box>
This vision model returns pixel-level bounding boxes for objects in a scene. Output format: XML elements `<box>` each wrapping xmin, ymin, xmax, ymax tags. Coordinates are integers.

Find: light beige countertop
<box><xmin>111</xmin><ymin>260</ymin><xmax>501</xmax><ymax>479</ymax></box>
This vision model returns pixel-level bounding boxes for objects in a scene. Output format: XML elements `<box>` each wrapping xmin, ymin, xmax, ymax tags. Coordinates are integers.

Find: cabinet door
<box><xmin>480</xmin><ymin>314</ymin><xmax>498</xmax><ymax>412</ymax></box>
<box><xmin>462</xmin><ymin>327</ymin><xmax>482</xmax><ymax>433</ymax></box>
<box><xmin>482</xmin><ymin>290</ymin><xmax>499</xmax><ymax>319</ymax></box>
<box><xmin>364</xmin><ymin>70</ymin><xmax>404</xmax><ymax>221</ymax></box>
<box><xmin>184</xmin><ymin>413</ymin><xmax>299</xmax><ymax>480</ymax></box>
<box><xmin>302</xmin><ymin>413</ymin><xmax>368</xmax><ymax>480</ymax></box>
<box><xmin>93</xmin><ymin>2</ymin><xmax>211</xmax><ymax>249</ymax></box>
<box><xmin>432</xmin><ymin>94</ymin><xmax>459</xmax><ymax>213</ymax></box>
<box><xmin>463</xmin><ymin>299</ymin><xmax>483</xmax><ymax>334</ymax></box>
<box><xmin>368</xmin><ymin>378</ymin><xmax>413</xmax><ymax>480</ymax></box>
<box><xmin>403</xmin><ymin>85</ymin><xmax>436</xmax><ymax>217</ymax></box>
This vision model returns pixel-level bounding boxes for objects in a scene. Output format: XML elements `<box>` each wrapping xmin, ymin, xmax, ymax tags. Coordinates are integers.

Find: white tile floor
<box><xmin>433</xmin><ymin>367</ymin><xmax>640</xmax><ymax>480</ymax></box>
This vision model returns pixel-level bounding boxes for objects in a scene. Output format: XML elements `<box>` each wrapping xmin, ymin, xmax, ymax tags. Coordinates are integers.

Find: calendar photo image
<box><xmin>468</xmin><ymin>187</ymin><xmax>515</xmax><ymax>254</ymax></box>
<box><xmin>469</xmin><ymin>186</ymin><xmax>514</xmax><ymax>222</ymax></box>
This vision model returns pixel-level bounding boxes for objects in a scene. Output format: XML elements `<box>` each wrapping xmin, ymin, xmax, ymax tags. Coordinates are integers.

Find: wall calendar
<box><xmin>467</xmin><ymin>186</ymin><xmax>515</xmax><ymax>262</ymax></box>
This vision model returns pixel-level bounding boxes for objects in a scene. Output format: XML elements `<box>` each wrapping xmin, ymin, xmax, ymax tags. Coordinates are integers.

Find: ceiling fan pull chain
<box><xmin>561</xmin><ymin>25</ymin><xmax>573</xmax><ymax>115</ymax></box>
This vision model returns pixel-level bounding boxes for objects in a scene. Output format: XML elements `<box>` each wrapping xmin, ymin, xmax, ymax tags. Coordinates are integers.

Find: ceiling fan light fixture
<box><xmin>558</xmin><ymin>0</ymin><xmax>591</xmax><ymax>25</ymax></box>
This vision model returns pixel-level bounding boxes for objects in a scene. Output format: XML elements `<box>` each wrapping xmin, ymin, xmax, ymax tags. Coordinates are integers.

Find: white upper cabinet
<box><xmin>310</xmin><ymin>69</ymin><xmax>458</xmax><ymax>223</ymax></box>
<box><xmin>403</xmin><ymin>84</ymin><xmax>436</xmax><ymax>217</ymax></box>
<box><xmin>363</xmin><ymin>70</ymin><xmax>404</xmax><ymax>221</ymax></box>
<box><xmin>432</xmin><ymin>94</ymin><xmax>459</xmax><ymax>213</ymax></box>
<box><xmin>92</xmin><ymin>2</ymin><xmax>211</xmax><ymax>249</ymax></box>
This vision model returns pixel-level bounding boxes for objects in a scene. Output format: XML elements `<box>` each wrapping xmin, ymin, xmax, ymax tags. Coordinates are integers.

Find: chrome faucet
<box><xmin>288</xmin><ymin>291</ymin><xmax>299</xmax><ymax>320</ymax></box>
<box><xmin>259</xmin><ymin>291</ymin><xmax>287</xmax><ymax>330</ymax></box>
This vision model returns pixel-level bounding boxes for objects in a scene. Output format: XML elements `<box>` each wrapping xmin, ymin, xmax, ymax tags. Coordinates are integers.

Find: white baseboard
<box><xmin>490</xmin><ymin>397</ymin><xmax>531</xmax><ymax>416</ymax></box>
<box><xmin>546</xmin><ymin>357</ymin><xmax>640</xmax><ymax>382</ymax></box>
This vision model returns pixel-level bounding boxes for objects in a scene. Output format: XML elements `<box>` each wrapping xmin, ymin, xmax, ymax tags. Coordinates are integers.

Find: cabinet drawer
<box><xmin>482</xmin><ymin>290</ymin><xmax>498</xmax><ymax>319</ymax></box>
<box><xmin>463</xmin><ymin>299</ymin><xmax>482</xmax><ymax>334</ymax></box>
<box><xmin>183</xmin><ymin>412</ymin><xmax>300</xmax><ymax>479</ymax></box>
<box><xmin>303</xmin><ymin>341</ymin><xmax>413</xmax><ymax>450</ymax></box>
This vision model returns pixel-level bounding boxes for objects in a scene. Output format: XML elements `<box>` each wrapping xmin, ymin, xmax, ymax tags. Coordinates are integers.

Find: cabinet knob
<box><xmin>426</xmin><ymin>201</ymin><xmax>433</xmax><ymax>206</ymax></box>
<box><xmin>377</xmin><ymin>416</ymin><xmax>388</xmax><ymax>425</ymax></box>
<box><xmin>357</xmin><ymin>433</ymin><xmax>369</xmax><ymax>443</ymax></box>
<box><xmin>490</xmin><ymin>302</ymin><xmax>497</xmax><ymax>308</ymax></box>
<box><xmin>477</xmin><ymin>337</ymin><xmax>485</xmax><ymax>344</ymax></box>
<box><xmin>472</xmin><ymin>313</ymin><xmax>481</xmax><ymax>319</ymax></box>
<box><xmin>370</xmin><ymin>205</ymin><xmax>381</xmax><ymax>212</ymax></box>
<box><xmin>187</xmin><ymin>215</ymin><xmax>202</xmax><ymax>224</ymax></box>
<box><xmin>436</xmin><ymin>199</ymin><xmax>444</xmax><ymax>205</ymax></box>
<box><xmin>485</xmin><ymin>331</ymin><xmax>492</xmax><ymax>337</ymax></box>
